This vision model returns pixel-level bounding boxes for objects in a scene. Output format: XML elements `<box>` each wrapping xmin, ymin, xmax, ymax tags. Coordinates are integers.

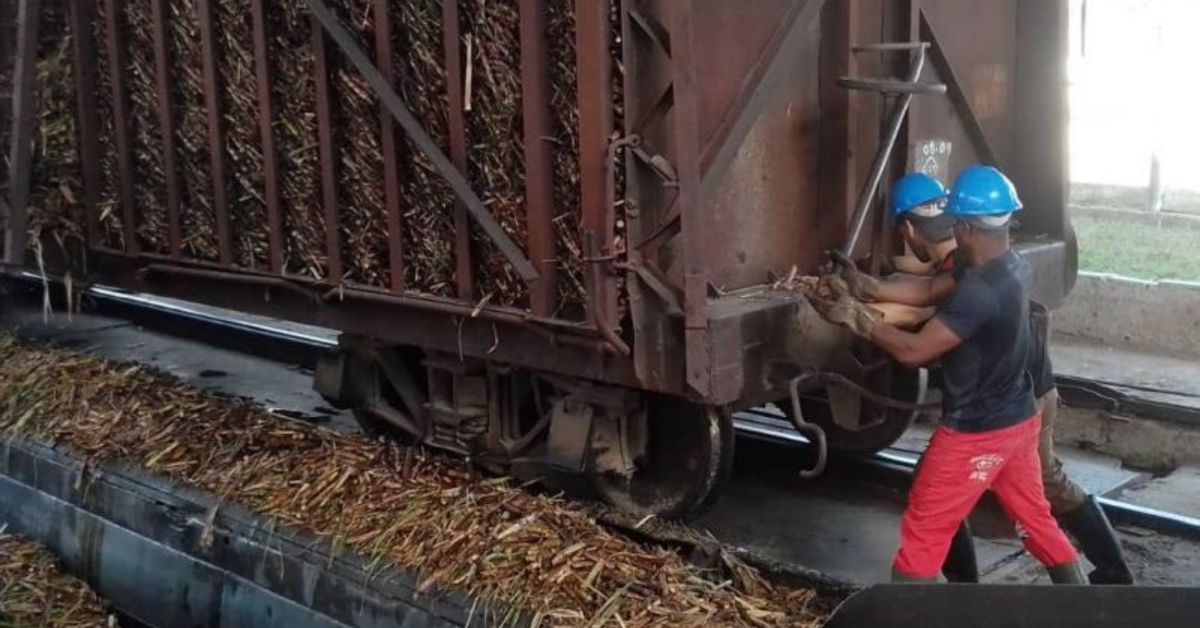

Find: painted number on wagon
<box><xmin>913</xmin><ymin>140</ymin><xmax>953</xmax><ymax>185</ymax></box>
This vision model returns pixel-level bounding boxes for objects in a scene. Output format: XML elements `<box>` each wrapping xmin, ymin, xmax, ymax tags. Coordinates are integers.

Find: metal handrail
<box><xmin>839</xmin><ymin>47</ymin><xmax>941</xmax><ymax>257</ymax></box>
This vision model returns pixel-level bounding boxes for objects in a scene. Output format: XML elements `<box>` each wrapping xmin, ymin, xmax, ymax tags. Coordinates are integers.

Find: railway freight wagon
<box><xmin>5</xmin><ymin>0</ymin><xmax>1075</xmax><ymax>519</ymax></box>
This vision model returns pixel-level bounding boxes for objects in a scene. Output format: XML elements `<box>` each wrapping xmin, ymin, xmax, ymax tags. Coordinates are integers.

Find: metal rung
<box><xmin>853</xmin><ymin>42</ymin><xmax>931</xmax><ymax>53</ymax></box>
<box><xmin>838</xmin><ymin>77</ymin><xmax>947</xmax><ymax>95</ymax></box>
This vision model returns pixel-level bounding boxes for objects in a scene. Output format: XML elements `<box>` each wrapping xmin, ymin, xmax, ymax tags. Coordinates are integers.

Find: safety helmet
<box><xmin>945</xmin><ymin>165</ymin><xmax>1023</xmax><ymax>217</ymax></box>
<box><xmin>890</xmin><ymin>173</ymin><xmax>948</xmax><ymax>222</ymax></box>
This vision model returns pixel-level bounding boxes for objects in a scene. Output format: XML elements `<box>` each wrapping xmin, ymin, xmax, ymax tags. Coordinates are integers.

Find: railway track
<box><xmin>55</xmin><ymin>278</ymin><xmax>1200</xmax><ymax>543</ymax></box>
<box><xmin>5</xmin><ymin>276</ymin><xmax>1200</xmax><ymax>587</ymax></box>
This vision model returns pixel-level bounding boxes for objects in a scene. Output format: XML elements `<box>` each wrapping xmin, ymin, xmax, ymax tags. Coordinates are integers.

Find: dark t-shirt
<box><xmin>934</xmin><ymin>250</ymin><xmax>1037</xmax><ymax>432</ymax></box>
<box><xmin>940</xmin><ymin>247</ymin><xmax>1054</xmax><ymax>398</ymax></box>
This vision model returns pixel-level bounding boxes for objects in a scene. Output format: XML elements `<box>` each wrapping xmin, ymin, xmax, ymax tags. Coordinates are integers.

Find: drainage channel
<box><xmin>0</xmin><ymin>438</ymin><xmax>491</xmax><ymax>628</ymax></box>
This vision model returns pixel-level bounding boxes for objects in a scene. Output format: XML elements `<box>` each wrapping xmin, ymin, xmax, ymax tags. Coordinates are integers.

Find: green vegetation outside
<box><xmin>1073</xmin><ymin>214</ymin><xmax>1200</xmax><ymax>282</ymax></box>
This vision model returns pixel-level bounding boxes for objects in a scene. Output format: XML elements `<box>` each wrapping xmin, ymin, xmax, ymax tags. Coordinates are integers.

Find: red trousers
<box><xmin>894</xmin><ymin>415</ymin><xmax>1079</xmax><ymax>579</ymax></box>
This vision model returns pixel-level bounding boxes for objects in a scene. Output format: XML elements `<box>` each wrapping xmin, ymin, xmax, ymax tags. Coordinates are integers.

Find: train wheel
<box><xmin>591</xmin><ymin>397</ymin><xmax>734</xmax><ymax>521</ymax></box>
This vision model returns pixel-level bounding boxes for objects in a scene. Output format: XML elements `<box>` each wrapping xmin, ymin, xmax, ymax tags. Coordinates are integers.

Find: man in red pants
<box><xmin>814</xmin><ymin>166</ymin><xmax>1086</xmax><ymax>583</ymax></box>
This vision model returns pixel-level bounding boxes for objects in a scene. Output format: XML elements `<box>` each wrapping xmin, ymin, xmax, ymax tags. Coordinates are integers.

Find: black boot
<box><xmin>942</xmin><ymin>521</ymin><xmax>980</xmax><ymax>583</ymax></box>
<box><xmin>1062</xmin><ymin>495</ymin><xmax>1134</xmax><ymax>584</ymax></box>
<box><xmin>1047</xmin><ymin>559</ymin><xmax>1087</xmax><ymax>584</ymax></box>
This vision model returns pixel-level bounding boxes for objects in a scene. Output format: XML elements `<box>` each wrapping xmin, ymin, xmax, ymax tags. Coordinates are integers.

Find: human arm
<box><xmin>869</xmin><ymin>316</ymin><xmax>963</xmax><ymax>368</ymax></box>
<box><xmin>873</xmin><ymin>273</ymin><xmax>958</xmax><ymax>307</ymax></box>
<box><xmin>869</xmin><ymin>302</ymin><xmax>936</xmax><ymax>329</ymax></box>
<box><xmin>829</xmin><ymin>251</ymin><xmax>956</xmax><ymax>307</ymax></box>
<box><xmin>815</xmin><ymin>272</ymin><xmax>992</xmax><ymax>369</ymax></box>
<box><xmin>891</xmin><ymin>255</ymin><xmax>938</xmax><ymax>276</ymax></box>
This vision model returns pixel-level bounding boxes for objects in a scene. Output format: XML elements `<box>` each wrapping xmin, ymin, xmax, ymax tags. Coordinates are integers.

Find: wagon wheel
<box><xmin>782</xmin><ymin>369</ymin><xmax>922</xmax><ymax>455</ymax></box>
<box><xmin>591</xmin><ymin>396</ymin><xmax>735</xmax><ymax>521</ymax></box>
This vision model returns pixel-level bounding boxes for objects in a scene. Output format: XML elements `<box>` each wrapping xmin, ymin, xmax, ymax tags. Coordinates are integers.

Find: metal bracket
<box><xmin>545</xmin><ymin>398</ymin><xmax>595</xmax><ymax>473</ymax></box>
<box><xmin>614</xmin><ymin>261</ymin><xmax>684</xmax><ymax>317</ymax></box>
<box><xmin>630</xmin><ymin>147</ymin><xmax>679</xmax><ymax>185</ymax></box>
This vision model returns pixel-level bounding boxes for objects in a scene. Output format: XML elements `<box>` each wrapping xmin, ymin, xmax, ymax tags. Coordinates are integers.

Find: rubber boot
<box><xmin>891</xmin><ymin>569</ymin><xmax>938</xmax><ymax>584</ymax></box>
<box><xmin>1061</xmin><ymin>495</ymin><xmax>1135</xmax><ymax>584</ymax></box>
<box><xmin>1047</xmin><ymin>559</ymin><xmax>1087</xmax><ymax>584</ymax></box>
<box><xmin>942</xmin><ymin>522</ymin><xmax>980</xmax><ymax>583</ymax></box>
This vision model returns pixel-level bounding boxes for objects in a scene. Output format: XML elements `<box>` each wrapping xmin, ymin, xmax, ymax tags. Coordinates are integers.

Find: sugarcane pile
<box><xmin>0</xmin><ymin>333</ymin><xmax>835</xmax><ymax>627</ymax></box>
<box><xmin>39</xmin><ymin>0</ymin><xmax>616</xmax><ymax>318</ymax></box>
<box><xmin>0</xmin><ymin>531</ymin><xmax>120</xmax><ymax>628</ymax></box>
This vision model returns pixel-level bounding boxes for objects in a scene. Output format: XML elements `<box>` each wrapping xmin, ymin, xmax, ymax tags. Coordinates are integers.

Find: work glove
<box><xmin>826</xmin><ymin>250</ymin><xmax>881</xmax><ymax>301</ymax></box>
<box><xmin>810</xmin><ymin>293</ymin><xmax>881</xmax><ymax>339</ymax></box>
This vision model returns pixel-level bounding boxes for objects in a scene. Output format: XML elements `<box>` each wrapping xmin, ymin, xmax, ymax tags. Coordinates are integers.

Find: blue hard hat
<box><xmin>890</xmin><ymin>173</ymin><xmax>948</xmax><ymax>220</ymax></box>
<box><xmin>945</xmin><ymin>165</ymin><xmax>1023</xmax><ymax>217</ymax></box>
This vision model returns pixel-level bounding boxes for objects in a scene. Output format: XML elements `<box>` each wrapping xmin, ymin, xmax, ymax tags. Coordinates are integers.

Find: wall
<box><xmin>1054</xmin><ymin>271</ymin><xmax>1200</xmax><ymax>358</ymax></box>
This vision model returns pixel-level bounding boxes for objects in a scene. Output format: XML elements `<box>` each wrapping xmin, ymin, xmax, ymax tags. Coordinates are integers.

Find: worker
<box><xmin>834</xmin><ymin>171</ymin><xmax>1135</xmax><ymax>585</ymax></box>
<box><xmin>812</xmin><ymin>165</ymin><xmax>1086</xmax><ymax>584</ymax></box>
<box><xmin>856</xmin><ymin>173</ymin><xmax>950</xmax><ymax>328</ymax></box>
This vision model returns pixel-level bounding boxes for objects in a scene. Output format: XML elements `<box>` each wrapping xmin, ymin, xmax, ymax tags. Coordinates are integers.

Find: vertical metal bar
<box><xmin>250</xmin><ymin>0</ymin><xmax>285</xmax><ymax>274</ymax></box>
<box><xmin>518</xmin><ymin>0</ymin><xmax>556</xmax><ymax>316</ymax></box>
<box><xmin>311</xmin><ymin>14</ymin><xmax>343</xmax><ymax>282</ymax></box>
<box><xmin>196</xmin><ymin>0</ymin><xmax>233</xmax><ymax>265</ymax></box>
<box><xmin>2</xmin><ymin>0</ymin><xmax>40</xmax><ymax>265</ymax></box>
<box><xmin>840</xmin><ymin>53</ymin><xmax>926</xmax><ymax>257</ymax></box>
<box><xmin>67</xmin><ymin>0</ymin><xmax>102</xmax><ymax>249</ymax></box>
<box><xmin>374</xmin><ymin>0</ymin><xmax>405</xmax><ymax>292</ymax></box>
<box><xmin>666</xmin><ymin>0</ymin><xmax>711</xmax><ymax>397</ymax></box>
<box><xmin>575</xmin><ymin>0</ymin><xmax>614</xmax><ymax>329</ymax></box>
<box><xmin>442</xmin><ymin>0</ymin><xmax>472</xmax><ymax>299</ymax></box>
<box><xmin>150</xmin><ymin>0</ymin><xmax>183</xmax><ymax>259</ymax></box>
<box><xmin>102</xmin><ymin>0</ymin><xmax>138</xmax><ymax>254</ymax></box>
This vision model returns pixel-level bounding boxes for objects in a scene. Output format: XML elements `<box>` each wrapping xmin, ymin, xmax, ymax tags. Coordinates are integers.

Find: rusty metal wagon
<box><xmin>1</xmin><ymin>0</ymin><xmax>1076</xmax><ymax>519</ymax></box>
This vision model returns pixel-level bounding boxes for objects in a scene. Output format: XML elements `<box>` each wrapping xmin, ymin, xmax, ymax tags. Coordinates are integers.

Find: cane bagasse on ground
<box><xmin>0</xmin><ymin>334</ymin><xmax>833</xmax><ymax>627</ymax></box>
<box><xmin>0</xmin><ymin>531</ymin><xmax>118</xmax><ymax>628</ymax></box>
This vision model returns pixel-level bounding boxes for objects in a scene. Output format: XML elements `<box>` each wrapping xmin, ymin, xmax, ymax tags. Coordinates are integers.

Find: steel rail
<box><xmin>10</xmin><ymin>276</ymin><xmax>1200</xmax><ymax>542</ymax></box>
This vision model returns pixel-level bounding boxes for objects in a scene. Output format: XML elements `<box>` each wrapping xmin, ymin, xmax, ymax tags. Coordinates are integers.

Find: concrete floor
<box><xmin>4</xmin><ymin>302</ymin><xmax>1200</xmax><ymax>586</ymax></box>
